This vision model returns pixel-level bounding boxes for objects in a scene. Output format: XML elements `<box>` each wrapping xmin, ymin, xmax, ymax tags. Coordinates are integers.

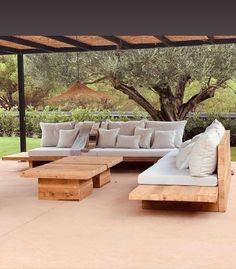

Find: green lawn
<box><xmin>0</xmin><ymin>137</ymin><xmax>236</xmax><ymax>161</ymax></box>
<box><xmin>0</xmin><ymin>137</ymin><xmax>40</xmax><ymax>157</ymax></box>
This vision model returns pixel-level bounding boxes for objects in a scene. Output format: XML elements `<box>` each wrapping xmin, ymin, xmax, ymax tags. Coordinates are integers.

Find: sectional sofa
<box><xmin>29</xmin><ymin>119</ymin><xmax>187</xmax><ymax>162</ymax></box>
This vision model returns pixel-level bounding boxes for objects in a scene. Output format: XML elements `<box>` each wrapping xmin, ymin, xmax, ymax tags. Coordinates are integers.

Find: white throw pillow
<box><xmin>97</xmin><ymin>128</ymin><xmax>120</xmax><ymax>148</ymax></box>
<box><xmin>180</xmin><ymin>139</ymin><xmax>192</xmax><ymax>148</ymax></box>
<box><xmin>191</xmin><ymin>133</ymin><xmax>202</xmax><ymax>143</ymax></box>
<box><xmin>40</xmin><ymin>122</ymin><xmax>74</xmax><ymax>147</ymax></box>
<box><xmin>108</xmin><ymin>120</ymin><xmax>146</xmax><ymax>135</ymax></box>
<box><xmin>134</xmin><ymin>127</ymin><xmax>152</xmax><ymax>148</ymax></box>
<box><xmin>116</xmin><ymin>135</ymin><xmax>140</xmax><ymax>149</ymax></box>
<box><xmin>146</xmin><ymin>120</ymin><xmax>187</xmax><ymax>147</ymax></box>
<box><xmin>189</xmin><ymin>130</ymin><xmax>220</xmax><ymax>177</ymax></box>
<box><xmin>176</xmin><ymin>142</ymin><xmax>195</xmax><ymax>169</ymax></box>
<box><xmin>205</xmin><ymin>119</ymin><xmax>225</xmax><ymax>140</ymax></box>
<box><xmin>151</xmin><ymin>130</ymin><xmax>176</xmax><ymax>149</ymax></box>
<box><xmin>57</xmin><ymin>129</ymin><xmax>79</xmax><ymax>148</ymax></box>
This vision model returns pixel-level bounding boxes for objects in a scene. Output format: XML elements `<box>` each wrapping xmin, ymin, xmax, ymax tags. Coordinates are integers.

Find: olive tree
<box><xmin>94</xmin><ymin>44</ymin><xmax>236</xmax><ymax>120</ymax></box>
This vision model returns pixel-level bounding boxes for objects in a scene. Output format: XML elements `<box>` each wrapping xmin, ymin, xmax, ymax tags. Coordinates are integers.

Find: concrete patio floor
<box><xmin>0</xmin><ymin>160</ymin><xmax>236</xmax><ymax>269</ymax></box>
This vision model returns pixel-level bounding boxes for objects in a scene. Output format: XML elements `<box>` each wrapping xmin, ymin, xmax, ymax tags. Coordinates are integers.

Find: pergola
<box><xmin>0</xmin><ymin>35</ymin><xmax>236</xmax><ymax>152</ymax></box>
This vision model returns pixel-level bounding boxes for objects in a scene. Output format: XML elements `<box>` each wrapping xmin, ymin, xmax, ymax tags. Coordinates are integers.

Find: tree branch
<box><xmin>179</xmin><ymin>79</ymin><xmax>227</xmax><ymax>119</ymax></box>
<box><xmin>114</xmin><ymin>82</ymin><xmax>162</xmax><ymax>120</ymax></box>
<box><xmin>83</xmin><ymin>76</ymin><xmax>107</xmax><ymax>85</ymax></box>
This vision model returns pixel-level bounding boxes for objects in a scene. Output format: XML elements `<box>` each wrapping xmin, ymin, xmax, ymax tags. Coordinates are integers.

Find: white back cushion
<box><xmin>189</xmin><ymin>130</ymin><xmax>220</xmax><ymax>177</ymax></box>
<box><xmin>134</xmin><ymin>127</ymin><xmax>152</xmax><ymax>148</ymax></box>
<box><xmin>151</xmin><ymin>130</ymin><xmax>176</xmax><ymax>149</ymax></box>
<box><xmin>40</xmin><ymin>122</ymin><xmax>74</xmax><ymax>147</ymax></box>
<box><xmin>97</xmin><ymin>128</ymin><xmax>120</xmax><ymax>148</ymax></box>
<box><xmin>146</xmin><ymin>120</ymin><xmax>187</xmax><ymax>147</ymax></box>
<box><xmin>116</xmin><ymin>135</ymin><xmax>140</xmax><ymax>149</ymax></box>
<box><xmin>108</xmin><ymin>120</ymin><xmax>146</xmax><ymax>135</ymax></box>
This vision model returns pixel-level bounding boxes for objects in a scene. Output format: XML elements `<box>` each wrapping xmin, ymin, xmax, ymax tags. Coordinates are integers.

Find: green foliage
<box><xmin>0</xmin><ymin>107</ymin><xmax>148</xmax><ymax>138</ymax></box>
<box><xmin>185</xmin><ymin>114</ymin><xmax>236</xmax><ymax>145</ymax></box>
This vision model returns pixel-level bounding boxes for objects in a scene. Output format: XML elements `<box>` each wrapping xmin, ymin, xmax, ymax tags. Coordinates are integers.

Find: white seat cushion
<box><xmin>138</xmin><ymin>150</ymin><xmax>217</xmax><ymax>186</ymax></box>
<box><xmin>29</xmin><ymin>147</ymin><xmax>72</xmax><ymax>156</ymax></box>
<box><xmin>82</xmin><ymin>148</ymin><xmax>175</xmax><ymax>157</ymax></box>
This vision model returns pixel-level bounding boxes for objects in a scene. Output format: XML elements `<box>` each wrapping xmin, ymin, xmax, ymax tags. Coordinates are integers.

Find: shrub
<box><xmin>185</xmin><ymin>113</ymin><xmax>236</xmax><ymax>145</ymax></box>
<box><xmin>0</xmin><ymin>108</ymin><xmax>235</xmax><ymax>145</ymax></box>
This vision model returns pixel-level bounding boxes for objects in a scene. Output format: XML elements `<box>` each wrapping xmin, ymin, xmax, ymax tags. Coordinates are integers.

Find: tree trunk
<box><xmin>114</xmin><ymin>77</ymin><xmax>226</xmax><ymax>121</ymax></box>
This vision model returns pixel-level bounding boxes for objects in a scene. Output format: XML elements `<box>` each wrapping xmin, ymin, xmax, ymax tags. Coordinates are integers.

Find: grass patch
<box><xmin>0</xmin><ymin>137</ymin><xmax>236</xmax><ymax>161</ymax></box>
<box><xmin>231</xmin><ymin>147</ymin><xmax>236</xmax><ymax>162</ymax></box>
<box><xmin>0</xmin><ymin>137</ymin><xmax>40</xmax><ymax>157</ymax></box>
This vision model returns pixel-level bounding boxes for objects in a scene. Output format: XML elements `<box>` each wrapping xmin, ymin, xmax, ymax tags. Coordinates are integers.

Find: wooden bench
<box><xmin>129</xmin><ymin>131</ymin><xmax>231</xmax><ymax>212</ymax></box>
<box><xmin>2</xmin><ymin>152</ymin><xmax>159</xmax><ymax>167</ymax></box>
<box><xmin>2</xmin><ymin>152</ymin><xmax>63</xmax><ymax>168</ymax></box>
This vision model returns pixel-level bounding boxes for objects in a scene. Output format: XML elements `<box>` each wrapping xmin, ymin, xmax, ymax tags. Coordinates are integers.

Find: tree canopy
<box><xmin>0</xmin><ymin>43</ymin><xmax>235</xmax><ymax>117</ymax></box>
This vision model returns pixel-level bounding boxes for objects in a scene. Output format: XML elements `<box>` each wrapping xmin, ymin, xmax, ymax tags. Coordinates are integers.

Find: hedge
<box><xmin>0</xmin><ymin>108</ymin><xmax>235</xmax><ymax>145</ymax></box>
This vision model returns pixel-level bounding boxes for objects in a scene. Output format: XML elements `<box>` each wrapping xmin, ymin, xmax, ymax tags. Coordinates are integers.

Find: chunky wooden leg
<box><xmin>142</xmin><ymin>200</ymin><xmax>220</xmax><ymax>212</ymax></box>
<box><xmin>93</xmin><ymin>169</ymin><xmax>111</xmax><ymax>188</ymax></box>
<box><xmin>38</xmin><ymin>178</ymin><xmax>93</xmax><ymax>201</ymax></box>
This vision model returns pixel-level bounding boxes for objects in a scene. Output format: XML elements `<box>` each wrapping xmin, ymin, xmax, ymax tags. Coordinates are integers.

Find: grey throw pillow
<box><xmin>40</xmin><ymin>122</ymin><xmax>74</xmax><ymax>147</ymax></box>
<box><xmin>151</xmin><ymin>130</ymin><xmax>176</xmax><ymax>149</ymax></box>
<box><xmin>97</xmin><ymin>128</ymin><xmax>120</xmax><ymax>148</ymax></box>
<box><xmin>57</xmin><ymin>129</ymin><xmax>79</xmax><ymax>148</ymax></box>
<box><xmin>116</xmin><ymin>135</ymin><xmax>140</xmax><ymax>149</ymax></box>
<box><xmin>134</xmin><ymin>127</ymin><xmax>152</xmax><ymax>148</ymax></box>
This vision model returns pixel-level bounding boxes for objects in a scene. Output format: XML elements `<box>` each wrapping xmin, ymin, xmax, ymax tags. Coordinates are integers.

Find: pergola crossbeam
<box><xmin>155</xmin><ymin>36</ymin><xmax>173</xmax><ymax>46</ymax></box>
<box><xmin>101</xmin><ymin>36</ymin><xmax>133</xmax><ymax>49</ymax></box>
<box><xmin>46</xmin><ymin>36</ymin><xmax>92</xmax><ymax>51</ymax></box>
<box><xmin>0</xmin><ymin>45</ymin><xmax>18</xmax><ymax>54</ymax></box>
<box><xmin>0</xmin><ymin>36</ymin><xmax>57</xmax><ymax>52</ymax></box>
<box><xmin>207</xmin><ymin>35</ymin><xmax>215</xmax><ymax>44</ymax></box>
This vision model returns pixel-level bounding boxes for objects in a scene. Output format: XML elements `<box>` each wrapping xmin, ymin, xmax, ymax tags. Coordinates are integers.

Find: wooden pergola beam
<box><xmin>101</xmin><ymin>36</ymin><xmax>133</xmax><ymax>49</ymax></box>
<box><xmin>207</xmin><ymin>35</ymin><xmax>215</xmax><ymax>44</ymax></box>
<box><xmin>46</xmin><ymin>36</ymin><xmax>92</xmax><ymax>51</ymax></box>
<box><xmin>155</xmin><ymin>36</ymin><xmax>173</xmax><ymax>46</ymax></box>
<box><xmin>0</xmin><ymin>45</ymin><xmax>18</xmax><ymax>54</ymax></box>
<box><xmin>0</xmin><ymin>36</ymin><xmax>57</xmax><ymax>52</ymax></box>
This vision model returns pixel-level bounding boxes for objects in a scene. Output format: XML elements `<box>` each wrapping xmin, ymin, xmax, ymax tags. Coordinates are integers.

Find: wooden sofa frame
<box><xmin>2</xmin><ymin>126</ymin><xmax>160</xmax><ymax>166</ymax></box>
<box><xmin>129</xmin><ymin>131</ymin><xmax>231</xmax><ymax>212</ymax></box>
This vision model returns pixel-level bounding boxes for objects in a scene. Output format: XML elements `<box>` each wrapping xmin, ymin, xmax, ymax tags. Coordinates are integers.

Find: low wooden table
<box><xmin>21</xmin><ymin>156</ymin><xmax>123</xmax><ymax>201</ymax></box>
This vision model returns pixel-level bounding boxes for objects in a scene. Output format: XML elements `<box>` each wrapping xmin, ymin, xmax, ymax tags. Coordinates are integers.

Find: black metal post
<box><xmin>17</xmin><ymin>54</ymin><xmax>26</xmax><ymax>152</ymax></box>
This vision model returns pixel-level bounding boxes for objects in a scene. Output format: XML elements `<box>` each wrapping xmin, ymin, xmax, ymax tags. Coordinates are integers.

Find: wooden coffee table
<box><xmin>21</xmin><ymin>156</ymin><xmax>123</xmax><ymax>201</ymax></box>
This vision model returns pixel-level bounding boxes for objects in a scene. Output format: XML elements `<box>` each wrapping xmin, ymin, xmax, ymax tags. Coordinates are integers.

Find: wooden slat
<box><xmin>67</xmin><ymin>36</ymin><xmax>116</xmax><ymax>46</ymax></box>
<box><xmin>38</xmin><ymin>178</ymin><xmax>93</xmax><ymax>201</ymax></box>
<box><xmin>118</xmin><ymin>36</ymin><xmax>160</xmax><ymax>44</ymax></box>
<box><xmin>15</xmin><ymin>36</ymin><xmax>75</xmax><ymax>48</ymax></box>
<box><xmin>21</xmin><ymin>163</ymin><xmax>107</xmax><ymax>180</ymax></box>
<box><xmin>214</xmin><ymin>35</ymin><xmax>236</xmax><ymax>39</ymax></box>
<box><xmin>2</xmin><ymin>152</ymin><xmax>30</xmax><ymax>161</ymax></box>
<box><xmin>129</xmin><ymin>185</ymin><xmax>218</xmax><ymax>203</ymax></box>
<box><xmin>53</xmin><ymin>156</ymin><xmax>123</xmax><ymax>168</ymax></box>
<box><xmin>142</xmin><ymin>200</ymin><xmax>220</xmax><ymax>212</ymax></box>
<box><xmin>166</xmin><ymin>35</ymin><xmax>208</xmax><ymax>42</ymax></box>
<box><xmin>217</xmin><ymin>130</ymin><xmax>231</xmax><ymax>212</ymax></box>
<box><xmin>0</xmin><ymin>40</ymin><xmax>33</xmax><ymax>49</ymax></box>
<box><xmin>93</xmin><ymin>169</ymin><xmax>111</xmax><ymax>188</ymax></box>
<box><xmin>123</xmin><ymin>156</ymin><xmax>160</xmax><ymax>162</ymax></box>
